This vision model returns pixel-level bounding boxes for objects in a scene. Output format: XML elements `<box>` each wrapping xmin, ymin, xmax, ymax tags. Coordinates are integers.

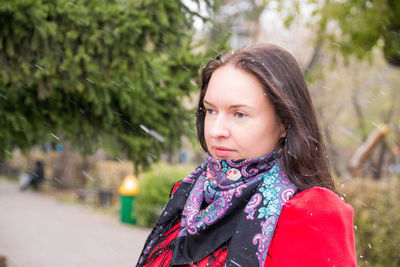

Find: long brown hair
<box><xmin>196</xmin><ymin>43</ymin><xmax>334</xmax><ymax>192</ymax></box>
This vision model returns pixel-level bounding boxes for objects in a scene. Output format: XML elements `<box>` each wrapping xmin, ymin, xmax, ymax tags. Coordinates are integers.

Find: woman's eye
<box><xmin>206</xmin><ymin>108</ymin><xmax>215</xmax><ymax>115</ymax></box>
<box><xmin>235</xmin><ymin>112</ymin><xmax>246</xmax><ymax>118</ymax></box>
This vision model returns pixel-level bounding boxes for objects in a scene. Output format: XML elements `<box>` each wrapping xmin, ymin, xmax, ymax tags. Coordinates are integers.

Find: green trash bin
<box><xmin>120</xmin><ymin>195</ymin><xmax>136</xmax><ymax>224</ymax></box>
<box><xmin>119</xmin><ymin>175</ymin><xmax>140</xmax><ymax>224</ymax></box>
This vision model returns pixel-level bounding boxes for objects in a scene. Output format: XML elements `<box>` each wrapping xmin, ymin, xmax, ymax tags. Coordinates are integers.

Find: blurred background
<box><xmin>0</xmin><ymin>0</ymin><xmax>399</xmax><ymax>266</ymax></box>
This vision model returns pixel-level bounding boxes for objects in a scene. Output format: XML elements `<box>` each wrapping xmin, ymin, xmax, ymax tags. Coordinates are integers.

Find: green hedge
<box><xmin>341</xmin><ymin>178</ymin><xmax>400</xmax><ymax>267</ymax></box>
<box><xmin>135</xmin><ymin>162</ymin><xmax>196</xmax><ymax>227</ymax></box>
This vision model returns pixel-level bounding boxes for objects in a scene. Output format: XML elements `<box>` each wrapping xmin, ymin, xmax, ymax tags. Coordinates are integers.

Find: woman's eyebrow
<box><xmin>230</xmin><ymin>104</ymin><xmax>253</xmax><ymax>109</ymax></box>
<box><xmin>204</xmin><ymin>100</ymin><xmax>255</xmax><ymax>110</ymax></box>
<box><xmin>203</xmin><ymin>100</ymin><xmax>215</xmax><ymax>106</ymax></box>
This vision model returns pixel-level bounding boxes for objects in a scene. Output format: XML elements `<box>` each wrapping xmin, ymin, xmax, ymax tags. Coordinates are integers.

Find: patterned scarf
<box><xmin>138</xmin><ymin>152</ymin><xmax>297</xmax><ymax>267</ymax></box>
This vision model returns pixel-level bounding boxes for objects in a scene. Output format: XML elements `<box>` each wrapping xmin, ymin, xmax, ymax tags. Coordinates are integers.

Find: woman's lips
<box><xmin>213</xmin><ymin>146</ymin><xmax>235</xmax><ymax>158</ymax></box>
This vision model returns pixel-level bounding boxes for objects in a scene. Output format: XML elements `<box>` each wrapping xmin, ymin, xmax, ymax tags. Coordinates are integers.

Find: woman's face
<box><xmin>203</xmin><ymin>64</ymin><xmax>286</xmax><ymax>160</ymax></box>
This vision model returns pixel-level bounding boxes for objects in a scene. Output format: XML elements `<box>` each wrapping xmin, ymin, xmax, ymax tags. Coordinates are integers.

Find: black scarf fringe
<box><xmin>138</xmin><ymin>216</ymin><xmax>231</xmax><ymax>267</ymax></box>
<box><xmin>137</xmin><ymin>214</ymin><xmax>181</xmax><ymax>266</ymax></box>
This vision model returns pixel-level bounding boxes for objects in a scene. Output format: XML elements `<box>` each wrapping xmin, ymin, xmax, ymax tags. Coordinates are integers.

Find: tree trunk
<box><xmin>53</xmin><ymin>140</ymin><xmax>76</xmax><ymax>189</ymax></box>
<box><xmin>372</xmin><ymin>141</ymin><xmax>388</xmax><ymax>179</ymax></box>
<box><xmin>351</xmin><ymin>92</ymin><xmax>367</xmax><ymax>141</ymax></box>
<box><xmin>349</xmin><ymin>124</ymin><xmax>390</xmax><ymax>178</ymax></box>
<box><xmin>323</xmin><ymin>124</ymin><xmax>342</xmax><ymax>177</ymax></box>
<box><xmin>304</xmin><ymin>39</ymin><xmax>323</xmax><ymax>77</ymax></box>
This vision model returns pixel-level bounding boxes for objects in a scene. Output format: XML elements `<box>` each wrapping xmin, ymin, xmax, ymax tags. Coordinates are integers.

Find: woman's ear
<box><xmin>279</xmin><ymin>123</ymin><xmax>287</xmax><ymax>139</ymax></box>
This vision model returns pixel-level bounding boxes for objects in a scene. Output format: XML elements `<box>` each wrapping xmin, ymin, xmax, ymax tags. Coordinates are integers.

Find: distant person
<box><xmin>138</xmin><ymin>44</ymin><xmax>356</xmax><ymax>266</ymax></box>
<box><xmin>20</xmin><ymin>160</ymin><xmax>45</xmax><ymax>191</ymax></box>
<box><xmin>30</xmin><ymin>160</ymin><xmax>45</xmax><ymax>190</ymax></box>
<box><xmin>179</xmin><ymin>150</ymin><xmax>188</xmax><ymax>163</ymax></box>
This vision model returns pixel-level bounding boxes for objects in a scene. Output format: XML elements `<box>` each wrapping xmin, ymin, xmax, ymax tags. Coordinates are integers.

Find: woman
<box><xmin>138</xmin><ymin>44</ymin><xmax>356</xmax><ymax>267</ymax></box>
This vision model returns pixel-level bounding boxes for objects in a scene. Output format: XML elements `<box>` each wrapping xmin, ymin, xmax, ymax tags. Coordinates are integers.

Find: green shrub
<box><xmin>340</xmin><ymin>178</ymin><xmax>400</xmax><ymax>267</ymax></box>
<box><xmin>136</xmin><ymin>162</ymin><xmax>196</xmax><ymax>227</ymax></box>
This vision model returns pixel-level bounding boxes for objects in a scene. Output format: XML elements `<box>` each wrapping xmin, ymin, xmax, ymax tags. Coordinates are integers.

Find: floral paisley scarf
<box><xmin>138</xmin><ymin>152</ymin><xmax>297</xmax><ymax>267</ymax></box>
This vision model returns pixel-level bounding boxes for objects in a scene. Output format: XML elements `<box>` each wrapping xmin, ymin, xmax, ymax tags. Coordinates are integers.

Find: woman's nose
<box><xmin>209</xmin><ymin>115</ymin><xmax>230</xmax><ymax>138</ymax></box>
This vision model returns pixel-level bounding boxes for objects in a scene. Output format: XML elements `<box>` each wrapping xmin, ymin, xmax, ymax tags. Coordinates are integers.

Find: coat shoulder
<box><xmin>286</xmin><ymin>187</ymin><xmax>353</xmax><ymax>217</ymax></box>
<box><xmin>265</xmin><ymin>187</ymin><xmax>357</xmax><ymax>267</ymax></box>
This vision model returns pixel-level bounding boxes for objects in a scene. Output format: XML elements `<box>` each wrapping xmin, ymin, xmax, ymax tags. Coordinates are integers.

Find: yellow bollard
<box><xmin>119</xmin><ymin>175</ymin><xmax>140</xmax><ymax>224</ymax></box>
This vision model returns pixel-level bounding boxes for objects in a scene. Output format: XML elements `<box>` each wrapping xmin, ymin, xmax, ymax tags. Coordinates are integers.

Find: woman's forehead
<box><xmin>204</xmin><ymin>65</ymin><xmax>270</xmax><ymax>109</ymax></box>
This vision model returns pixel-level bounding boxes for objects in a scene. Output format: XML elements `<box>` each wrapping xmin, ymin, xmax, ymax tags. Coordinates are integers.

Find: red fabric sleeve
<box><xmin>171</xmin><ymin>181</ymin><xmax>182</xmax><ymax>196</ymax></box>
<box><xmin>265</xmin><ymin>187</ymin><xmax>357</xmax><ymax>267</ymax></box>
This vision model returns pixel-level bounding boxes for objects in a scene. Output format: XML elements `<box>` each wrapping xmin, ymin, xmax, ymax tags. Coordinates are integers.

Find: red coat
<box><xmin>145</xmin><ymin>186</ymin><xmax>357</xmax><ymax>267</ymax></box>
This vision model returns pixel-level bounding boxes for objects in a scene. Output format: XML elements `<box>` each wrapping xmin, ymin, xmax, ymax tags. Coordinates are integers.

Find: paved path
<box><xmin>0</xmin><ymin>179</ymin><xmax>150</xmax><ymax>267</ymax></box>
